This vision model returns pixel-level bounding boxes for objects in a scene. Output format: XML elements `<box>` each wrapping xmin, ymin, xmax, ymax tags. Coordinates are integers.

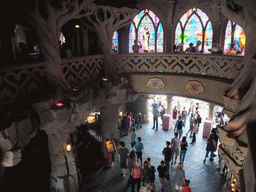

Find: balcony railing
<box><xmin>0</xmin><ymin>53</ymin><xmax>244</xmax><ymax>104</ymax></box>
<box><xmin>114</xmin><ymin>53</ymin><xmax>244</xmax><ymax>80</ymax></box>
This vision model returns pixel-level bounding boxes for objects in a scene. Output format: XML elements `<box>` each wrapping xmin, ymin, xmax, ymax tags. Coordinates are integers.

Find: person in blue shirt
<box><xmin>135</xmin><ymin>137</ymin><xmax>144</xmax><ymax>163</ymax></box>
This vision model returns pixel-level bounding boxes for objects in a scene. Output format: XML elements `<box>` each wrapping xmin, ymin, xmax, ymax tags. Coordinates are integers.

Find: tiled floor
<box><xmin>118</xmin><ymin>109</ymin><xmax>230</xmax><ymax>192</ymax></box>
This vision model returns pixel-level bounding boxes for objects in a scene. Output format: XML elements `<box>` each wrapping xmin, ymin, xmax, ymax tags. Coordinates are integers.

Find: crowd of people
<box><xmin>116</xmin><ymin>101</ymin><xmax>226</xmax><ymax>192</ymax></box>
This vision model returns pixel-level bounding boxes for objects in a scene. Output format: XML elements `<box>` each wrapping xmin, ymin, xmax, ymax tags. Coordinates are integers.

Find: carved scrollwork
<box><xmin>114</xmin><ymin>54</ymin><xmax>244</xmax><ymax>79</ymax></box>
<box><xmin>62</xmin><ymin>56</ymin><xmax>104</xmax><ymax>85</ymax></box>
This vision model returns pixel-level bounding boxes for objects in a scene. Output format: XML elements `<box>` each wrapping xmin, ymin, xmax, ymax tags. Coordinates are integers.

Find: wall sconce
<box><xmin>105</xmin><ymin>140</ymin><xmax>116</xmax><ymax>153</ymax></box>
<box><xmin>56</xmin><ymin>103</ymin><xmax>64</xmax><ymax>107</ymax></box>
<box><xmin>66</xmin><ymin>144</ymin><xmax>72</xmax><ymax>152</ymax></box>
<box><xmin>87</xmin><ymin>115</ymin><xmax>95</xmax><ymax>124</ymax></box>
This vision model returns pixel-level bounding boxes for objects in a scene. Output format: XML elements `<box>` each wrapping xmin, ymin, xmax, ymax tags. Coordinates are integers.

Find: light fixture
<box><xmin>66</xmin><ymin>144</ymin><xmax>72</xmax><ymax>152</ymax></box>
<box><xmin>102</xmin><ymin>78</ymin><xmax>108</xmax><ymax>81</ymax></box>
<box><xmin>121</xmin><ymin>77</ymin><xmax>125</xmax><ymax>81</ymax></box>
<box><xmin>87</xmin><ymin>115</ymin><xmax>95</xmax><ymax>124</ymax></box>
<box><xmin>75</xmin><ymin>25</ymin><xmax>80</xmax><ymax>28</ymax></box>
<box><xmin>56</xmin><ymin>103</ymin><xmax>64</xmax><ymax>107</ymax></box>
<box><xmin>233</xmin><ymin>179</ymin><xmax>237</xmax><ymax>183</ymax></box>
<box><xmin>105</xmin><ymin>140</ymin><xmax>116</xmax><ymax>153</ymax></box>
<box><xmin>119</xmin><ymin>112</ymin><xmax>123</xmax><ymax>116</ymax></box>
<box><xmin>73</xmin><ymin>88</ymin><xmax>78</xmax><ymax>91</ymax></box>
<box><xmin>231</xmin><ymin>183</ymin><xmax>235</xmax><ymax>188</ymax></box>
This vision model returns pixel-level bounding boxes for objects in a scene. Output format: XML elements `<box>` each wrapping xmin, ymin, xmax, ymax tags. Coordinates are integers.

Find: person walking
<box><xmin>118</xmin><ymin>141</ymin><xmax>129</xmax><ymax>173</ymax></box>
<box><xmin>131</xmin><ymin>159</ymin><xmax>142</xmax><ymax>192</ymax></box>
<box><xmin>174</xmin><ymin>116</ymin><xmax>185</xmax><ymax>139</ymax></box>
<box><xmin>160</xmin><ymin>105</ymin><xmax>166</xmax><ymax>126</ymax></box>
<box><xmin>135</xmin><ymin>137</ymin><xmax>144</xmax><ymax>163</ymax></box>
<box><xmin>141</xmin><ymin>160</ymin><xmax>153</xmax><ymax>186</ymax></box>
<box><xmin>181</xmin><ymin>107</ymin><xmax>188</xmax><ymax>124</ymax></box>
<box><xmin>191</xmin><ymin>119</ymin><xmax>199</xmax><ymax>144</ymax></box>
<box><xmin>186</xmin><ymin>114</ymin><xmax>195</xmax><ymax>137</ymax></box>
<box><xmin>180</xmin><ymin>137</ymin><xmax>188</xmax><ymax>162</ymax></box>
<box><xmin>152</xmin><ymin>107</ymin><xmax>159</xmax><ymax>130</ymax></box>
<box><xmin>173</xmin><ymin>161</ymin><xmax>185</xmax><ymax>192</ymax></box>
<box><xmin>127</xmin><ymin>150</ymin><xmax>136</xmax><ymax>187</ymax></box>
<box><xmin>173</xmin><ymin>106</ymin><xmax>178</xmax><ymax>120</ymax></box>
<box><xmin>124</xmin><ymin>112</ymin><xmax>132</xmax><ymax>136</ymax></box>
<box><xmin>131</xmin><ymin>128</ymin><xmax>138</xmax><ymax>148</ymax></box>
<box><xmin>157</xmin><ymin>160</ymin><xmax>168</xmax><ymax>191</ymax></box>
<box><xmin>203</xmin><ymin>134</ymin><xmax>217</xmax><ymax>163</ymax></box>
<box><xmin>137</xmin><ymin>112</ymin><xmax>142</xmax><ymax>128</ymax></box>
<box><xmin>162</xmin><ymin>141</ymin><xmax>172</xmax><ymax>179</ymax></box>
<box><xmin>171</xmin><ymin>132</ymin><xmax>181</xmax><ymax>165</ymax></box>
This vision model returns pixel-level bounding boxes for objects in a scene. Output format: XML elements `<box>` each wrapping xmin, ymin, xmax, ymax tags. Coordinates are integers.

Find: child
<box><xmin>183</xmin><ymin>179</ymin><xmax>191</xmax><ymax>192</ymax></box>
<box><xmin>139</xmin><ymin>181</ymin><xmax>151</xmax><ymax>192</ymax></box>
<box><xmin>157</xmin><ymin>160</ymin><xmax>167</xmax><ymax>190</ymax></box>
<box><xmin>137</xmin><ymin>112</ymin><xmax>142</xmax><ymax>128</ymax></box>
<box><xmin>131</xmin><ymin>128</ymin><xmax>137</xmax><ymax>148</ymax></box>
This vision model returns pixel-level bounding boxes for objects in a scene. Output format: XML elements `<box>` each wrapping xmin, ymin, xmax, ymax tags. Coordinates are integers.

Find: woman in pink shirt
<box><xmin>131</xmin><ymin>159</ymin><xmax>142</xmax><ymax>192</ymax></box>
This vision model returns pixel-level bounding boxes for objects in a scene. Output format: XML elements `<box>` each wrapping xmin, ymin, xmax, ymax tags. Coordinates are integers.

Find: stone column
<box><xmin>208</xmin><ymin>103</ymin><xmax>215</xmax><ymax>121</ymax></box>
<box><xmin>44</xmin><ymin>127</ymin><xmax>79</xmax><ymax>192</ymax></box>
<box><xmin>118</xmin><ymin>25</ymin><xmax>130</xmax><ymax>53</ymax></box>
<box><xmin>100</xmin><ymin>104</ymin><xmax>120</xmax><ymax>143</ymax></box>
<box><xmin>212</xmin><ymin>21</ymin><xmax>222</xmax><ymax>47</ymax></box>
<box><xmin>165</xmin><ymin>0</ymin><xmax>175</xmax><ymax>52</ymax></box>
<box><xmin>167</xmin><ymin>95</ymin><xmax>173</xmax><ymax>115</ymax></box>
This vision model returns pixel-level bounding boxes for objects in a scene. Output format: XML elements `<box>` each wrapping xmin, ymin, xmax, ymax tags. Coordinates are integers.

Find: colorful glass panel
<box><xmin>129</xmin><ymin>23</ymin><xmax>136</xmax><ymax>53</ymax></box>
<box><xmin>224</xmin><ymin>20</ymin><xmax>232</xmax><ymax>54</ymax></box>
<box><xmin>112</xmin><ymin>31</ymin><xmax>118</xmax><ymax>53</ymax></box>
<box><xmin>157</xmin><ymin>23</ymin><xmax>164</xmax><ymax>52</ymax></box>
<box><xmin>129</xmin><ymin>10</ymin><xmax>163</xmax><ymax>53</ymax></box>
<box><xmin>183</xmin><ymin>13</ymin><xmax>202</xmax><ymax>50</ymax></box>
<box><xmin>204</xmin><ymin>21</ymin><xmax>213</xmax><ymax>53</ymax></box>
<box><xmin>175</xmin><ymin>22</ymin><xmax>182</xmax><ymax>46</ymax></box>
<box><xmin>176</xmin><ymin>8</ymin><xmax>212</xmax><ymax>53</ymax></box>
<box><xmin>234</xmin><ymin>24</ymin><xmax>246</xmax><ymax>55</ymax></box>
<box><xmin>196</xmin><ymin>9</ymin><xmax>209</xmax><ymax>26</ymax></box>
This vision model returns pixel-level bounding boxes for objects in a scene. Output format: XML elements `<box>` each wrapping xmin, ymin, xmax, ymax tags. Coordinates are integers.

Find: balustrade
<box><xmin>0</xmin><ymin>54</ymin><xmax>244</xmax><ymax>105</ymax></box>
<box><xmin>114</xmin><ymin>53</ymin><xmax>244</xmax><ymax>80</ymax></box>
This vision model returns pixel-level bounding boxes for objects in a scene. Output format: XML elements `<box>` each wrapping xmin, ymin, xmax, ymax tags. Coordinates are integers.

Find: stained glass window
<box><xmin>112</xmin><ymin>31</ymin><xmax>118</xmax><ymax>53</ymax></box>
<box><xmin>129</xmin><ymin>10</ymin><xmax>164</xmax><ymax>53</ymax></box>
<box><xmin>224</xmin><ymin>21</ymin><xmax>246</xmax><ymax>55</ymax></box>
<box><xmin>175</xmin><ymin>8</ymin><xmax>212</xmax><ymax>53</ymax></box>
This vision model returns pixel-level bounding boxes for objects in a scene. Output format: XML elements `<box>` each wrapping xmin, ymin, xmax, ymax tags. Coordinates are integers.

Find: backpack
<box><xmin>182</xmin><ymin>110</ymin><xmax>186</xmax><ymax>117</ymax></box>
<box><xmin>197</xmin><ymin>115</ymin><xmax>202</xmax><ymax>123</ymax></box>
<box><xmin>177</xmin><ymin>120</ymin><xmax>183</xmax><ymax>129</ymax></box>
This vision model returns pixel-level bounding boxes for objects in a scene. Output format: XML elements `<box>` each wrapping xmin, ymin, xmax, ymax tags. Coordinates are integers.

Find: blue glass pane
<box><xmin>204</xmin><ymin>22</ymin><xmax>213</xmax><ymax>53</ymax></box>
<box><xmin>129</xmin><ymin>23</ymin><xmax>136</xmax><ymax>53</ymax></box>
<box><xmin>175</xmin><ymin>22</ymin><xmax>182</xmax><ymax>46</ymax></box>
<box><xmin>224</xmin><ymin>20</ymin><xmax>232</xmax><ymax>54</ymax></box>
<box><xmin>157</xmin><ymin>23</ymin><xmax>164</xmax><ymax>52</ymax></box>
<box><xmin>112</xmin><ymin>31</ymin><xmax>118</xmax><ymax>52</ymax></box>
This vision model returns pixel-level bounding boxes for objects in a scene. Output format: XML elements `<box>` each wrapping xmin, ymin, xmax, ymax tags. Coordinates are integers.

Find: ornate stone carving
<box><xmin>185</xmin><ymin>80</ymin><xmax>204</xmax><ymax>95</ymax></box>
<box><xmin>146</xmin><ymin>78</ymin><xmax>165</xmax><ymax>91</ymax></box>
<box><xmin>114</xmin><ymin>53</ymin><xmax>244</xmax><ymax>80</ymax></box>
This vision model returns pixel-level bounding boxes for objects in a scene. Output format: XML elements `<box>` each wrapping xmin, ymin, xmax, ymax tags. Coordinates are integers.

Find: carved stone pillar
<box><xmin>212</xmin><ymin>22</ymin><xmax>222</xmax><ymax>47</ymax></box>
<box><xmin>167</xmin><ymin>95</ymin><xmax>173</xmax><ymax>115</ymax></box>
<box><xmin>165</xmin><ymin>0</ymin><xmax>175</xmax><ymax>52</ymax></box>
<box><xmin>118</xmin><ymin>25</ymin><xmax>130</xmax><ymax>53</ymax></box>
<box><xmin>100</xmin><ymin>104</ymin><xmax>120</xmax><ymax>142</ymax></box>
<box><xmin>208</xmin><ymin>103</ymin><xmax>215</xmax><ymax>121</ymax></box>
<box><xmin>43</xmin><ymin>127</ymin><xmax>79</xmax><ymax>192</ymax></box>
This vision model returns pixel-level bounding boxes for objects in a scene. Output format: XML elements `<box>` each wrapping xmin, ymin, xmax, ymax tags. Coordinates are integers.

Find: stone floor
<box><xmin>82</xmin><ymin>109</ymin><xmax>232</xmax><ymax>192</ymax></box>
<box><xmin>117</xmin><ymin>110</ymin><xmax>230</xmax><ymax>192</ymax></box>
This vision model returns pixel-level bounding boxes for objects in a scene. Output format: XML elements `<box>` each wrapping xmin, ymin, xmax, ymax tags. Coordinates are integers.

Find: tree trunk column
<box><xmin>167</xmin><ymin>95</ymin><xmax>173</xmax><ymax>115</ymax></box>
<box><xmin>208</xmin><ymin>103</ymin><xmax>215</xmax><ymax>121</ymax></box>
<box><xmin>44</xmin><ymin>127</ymin><xmax>79</xmax><ymax>192</ymax></box>
<box><xmin>100</xmin><ymin>105</ymin><xmax>120</xmax><ymax>143</ymax></box>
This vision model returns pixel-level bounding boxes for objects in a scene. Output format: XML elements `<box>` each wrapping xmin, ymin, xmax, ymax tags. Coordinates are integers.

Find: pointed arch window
<box><xmin>112</xmin><ymin>31</ymin><xmax>118</xmax><ymax>53</ymax></box>
<box><xmin>175</xmin><ymin>8</ymin><xmax>212</xmax><ymax>53</ymax></box>
<box><xmin>224</xmin><ymin>20</ymin><xmax>246</xmax><ymax>55</ymax></box>
<box><xmin>129</xmin><ymin>9</ymin><xmax>164</xmax><ymax>53</ymax></box>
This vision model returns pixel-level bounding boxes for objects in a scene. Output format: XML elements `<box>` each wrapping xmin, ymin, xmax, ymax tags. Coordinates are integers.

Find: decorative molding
<box><xmin>146</xmin><ymin>78</ymin><xmax>165</xmax><ymax>91</ymax></box>
<box><xmin>185</xmin><ymin>80</ymin><xmax>204</xmax><ymax>95</ymax></box>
